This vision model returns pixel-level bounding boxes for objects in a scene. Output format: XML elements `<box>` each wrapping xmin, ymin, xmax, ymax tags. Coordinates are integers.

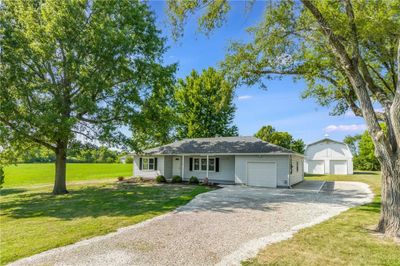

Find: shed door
<box><xmin>330</xmin><ymin>160</ymin><xmax>347</xmax><ymax>175</ymax></box>
<box><xmin>247</xmin><ymin>162</ymin><xmax>277</xmax><ymax>188</ymax></box>
<box><xmin>308</xmin><ymin>160</ymin><xmax>325</xmax><ymax>174</ymax></box>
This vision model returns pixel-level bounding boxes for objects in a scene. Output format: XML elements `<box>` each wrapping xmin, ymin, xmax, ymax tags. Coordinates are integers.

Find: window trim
<box><xmin>142</xmin><ymin>157</ymin><xmax>155</xmax><ymax>171</ymax></box>
<box><xmin>192</xmin><ymin>157</ymin><xmax>215</xmax><ymax>172</ymax></box>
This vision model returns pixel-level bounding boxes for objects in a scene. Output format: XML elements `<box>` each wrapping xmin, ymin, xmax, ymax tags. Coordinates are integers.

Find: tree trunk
<box><xmin>53</xmin><ymin>143</ymin><xmax>68</xmax><ymax>195</ymax></box>
<box><xmin>377</xmin><ymin>153</ymin><xmax>400</xmax><ymax>238</ymax></box>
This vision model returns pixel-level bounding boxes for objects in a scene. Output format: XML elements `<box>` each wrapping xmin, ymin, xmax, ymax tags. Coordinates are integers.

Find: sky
<box><xmin>147</xmin><ymin>1</ymin><xmax>367</xmax><ymax>144</ymax></box>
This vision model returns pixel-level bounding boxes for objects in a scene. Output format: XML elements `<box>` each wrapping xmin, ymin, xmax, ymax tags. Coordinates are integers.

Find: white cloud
<box><xmin>238</xmin><ymin>95</ymin><xmax>253</xmax><ymax>100</ymax></box>
<box><xmin>324</xmin><ymin>124</ymin><xmax>367</xmax><ymax>133</ymax></box>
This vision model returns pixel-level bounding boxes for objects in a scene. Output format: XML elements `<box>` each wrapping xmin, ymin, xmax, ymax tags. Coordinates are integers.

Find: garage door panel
<box><xmin>308</xmin><ymin>160</ymin><xmax>324</xmax><ymax>174</ymax></box>
<box><xmin>247</xmin><ymin>162</ymin><xmax>277</xmax><ymax>188</ymax></box>
<box><xmin>330</xmin><ymin>160</ymin><xmax>347</xmax><ymax>175</ymax></box>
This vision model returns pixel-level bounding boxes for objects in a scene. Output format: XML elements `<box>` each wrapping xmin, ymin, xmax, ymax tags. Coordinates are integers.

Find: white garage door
<box><xmin>330</xmin><ymin>160</ymin><xmax>347</xmax><ymax>175</ymax></box>
<box><xmin>308</xmin><ymin>160</ymin><xmax>325</xmax><ymax>174</ymax></box>
<box><xmin>247</xmin><ymin>162</ymin><xmax>277</xmax><ymax>188</ymax></box>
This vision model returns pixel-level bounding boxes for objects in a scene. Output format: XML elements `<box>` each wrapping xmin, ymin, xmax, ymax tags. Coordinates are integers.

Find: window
<box><xmin>289</xmin><ymin>158</ymin><xmax>293</xmax><ymax>174</ymax></box>
<box><xmin>296</xmin><ymin>161</ymin><xmax>299</xmax><ymax>172</ymax></box>
<box><xmin>208</xmin><ymin>158</ymin><xmax>215</xmax><ymax>171</ymax></box>
<box><xmin>192</xmin><ymin>157</ymin><xmax>215</xmax><ymax>171</ymax></box>
<box><xmin>194</xmin><ymin>158</ymin><xmax>200</xmax><ymax>171</ymax></box>
<box><xmin>142</xmin><ymin>157</ymin><xmax>155</xmax><ymax>171</ymax></box>
<box><xmin>201</xmin><ymin>158</ymin><xmax>207</xmax><ymax>171</ymax></box>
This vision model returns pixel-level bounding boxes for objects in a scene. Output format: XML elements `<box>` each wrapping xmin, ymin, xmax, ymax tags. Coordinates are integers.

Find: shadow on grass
<box><xmin>0</xmin><ymin>184</ymin><xmax>204</xmax><ymax>220</ymax></box>
<box><xmin>0</xmin><ymin>188</ymin><xmax>27</xmax><ymax>196</ymax></box>
<box><xmin>358</xmin><ymin>201</ymin><xmax>381</xmax><ymax>214</ymax></box>
<box><xmin>353</xmin><ymin>171</ymin><xmax>379</xmax><ymax>175</ymax></box>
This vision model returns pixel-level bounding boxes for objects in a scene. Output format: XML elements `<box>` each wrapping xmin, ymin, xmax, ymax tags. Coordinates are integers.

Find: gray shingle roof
<box><xmin>142</xmin><ymin>136</ymin><xmax>296</xmax><ymax>155</ymax></box>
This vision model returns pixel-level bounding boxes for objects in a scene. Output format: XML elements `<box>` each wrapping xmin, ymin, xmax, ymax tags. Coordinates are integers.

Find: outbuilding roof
<box><xmin>140</xmin><ymin>136</ymin><xmax>299</xmax><ymax>155</ymax></box>
<box><xmin>306</xmin><ymin>138</ymin><xmax>346</xmax><ymax>147</ymax></box>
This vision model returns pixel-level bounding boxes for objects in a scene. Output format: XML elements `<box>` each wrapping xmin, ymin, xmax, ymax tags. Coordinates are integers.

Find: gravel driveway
<box><xmin>10</xmin><ymin>181</ymin><xmax>373</xmax><ymax>266</ymax></box>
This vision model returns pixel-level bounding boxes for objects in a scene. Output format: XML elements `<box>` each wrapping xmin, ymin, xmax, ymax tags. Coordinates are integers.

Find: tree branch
<box><xmin>300</xmin><ymin>0</ymin><xmax>386</xmax><ymax>143</ymax></box>
<box><xmin>343</xmin><ymin>0</ymin><xmax>392</xmax><ymax>108</ymax></box>
<box><xmin>0</xmin><ymin>117</ymin><xmax>56</xmax><ymax>151</ymax></box>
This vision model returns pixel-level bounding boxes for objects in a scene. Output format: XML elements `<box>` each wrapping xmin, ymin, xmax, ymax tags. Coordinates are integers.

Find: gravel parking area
<box><xmin>10</xmin><ymin>181</ymin><xmax>373</xmax><ymax>266</ymax></box>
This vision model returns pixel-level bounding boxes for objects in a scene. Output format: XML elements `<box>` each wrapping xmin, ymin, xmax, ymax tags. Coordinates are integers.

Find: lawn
<box><xmin>244</xmin><ymin>172</ymin><xmax>400</xmax><ymax>266</ymax></box>
<box><xmin>0</xmin><ymin>182</ymin><xmax>211</xmax><ymax>265</ymax></box>
<box><xmin>3</xmin><ymin>163</ymin><xmax>133</xmax><ymax>187</ymax></box>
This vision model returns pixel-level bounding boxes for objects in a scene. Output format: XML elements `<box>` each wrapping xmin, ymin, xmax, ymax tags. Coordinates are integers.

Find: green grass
<box><xmin>3</xmin><ymin>163</ymin><xmax>133</xmax><ymax>187</ymax></box>
<box><xmin>0</xmin><ymin>182</ymin><xmax>211</xmax><ymax>265</ymax></box>
<box><xmin>243</xmin><ymin>171</ymin><xmax>400</xmax><ymax>266</ymax></box>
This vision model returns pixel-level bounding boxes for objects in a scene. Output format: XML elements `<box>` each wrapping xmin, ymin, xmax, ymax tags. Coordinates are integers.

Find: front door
<box><xmin>172</xmin><ymin>156</ymin><xmax>181</xmax><ymax>176</ymax></box>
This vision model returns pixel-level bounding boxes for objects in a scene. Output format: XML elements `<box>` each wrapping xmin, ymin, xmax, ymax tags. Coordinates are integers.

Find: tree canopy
<box><xmin>255</xmin><ymin>125</ymin><xmax>305</xmax><ymax>153</ymax></box>
<box><xmin>174</xmin><ymin>67</ymin><xmax>238</xmax><ymax>139</ymax></box>
<box><xmin>0</xmin><ymin>0</ymin><xmax>175</xmax><ymax>193</ymax></box>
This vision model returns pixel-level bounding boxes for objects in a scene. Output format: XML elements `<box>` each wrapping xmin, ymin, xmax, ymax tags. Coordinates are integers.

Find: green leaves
<box><xmin>255</xmin><ymin>125</ymin><xmax>305</xmax><ymax>153</ymax></box>
<box><xmin>174</xmin><ymin>67</ymin><xmax>238</xmax><ymax>139</ymax></box>
<box><xmin>0</xmin><ymin>0</ymin><xmax>175</xmax><ymax>152</ymax></box>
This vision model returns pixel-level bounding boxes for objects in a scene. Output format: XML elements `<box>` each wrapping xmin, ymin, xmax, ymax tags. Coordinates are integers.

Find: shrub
<box><xmin>0</xmin><ymin>166</ymin><xmax>4</xmax><ymax>188</ymax></box>
<box><xmin>189</xmin><ymin>176</ymin><xmax>199</xmax><ymax>184</ymax></box>
<box><xmin>202</xmin><ymin>177</ymin><xmax>209</xmax><ymax>185</ymax></box>
<box><xmin>117</xmin><ymin>176</ymin><xmax>124</xmax><ymax>181</ymax></box>
<box><xmin>125</xmin><ymin>156</ymin><xmax>133</xmax><ymax>164</ymax></box>
<box><xmin>171</xmin><ymin>175</ymin><xmax>182</xmax><ymax>183</ymax></box>
<box><xmin>156</xmin><ymin>175</ymin><xmax>166</xmax><ymax>183</ymax></box>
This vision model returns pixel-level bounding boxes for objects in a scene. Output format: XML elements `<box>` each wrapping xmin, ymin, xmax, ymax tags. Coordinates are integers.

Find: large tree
<box><xmin>174</xmin><ymin>67</ymin><xmax>238</xmax><ymax>139</ymax></box>
<box><xmin>167</xmin><ymin>0</ymin><xmax>400</xmax><ymax>236</ymax></box>
<box><xmin>255</xmin><ymin>125</ymin><xmax>305</xmax><ymax>153</ymax></box>
<box><xmin>0</xmin><ymin>0</ymin><xmax>175</xmax><ymax>194</ymax></box>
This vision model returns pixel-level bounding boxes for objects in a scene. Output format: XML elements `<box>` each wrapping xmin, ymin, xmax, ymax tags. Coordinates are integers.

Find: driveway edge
<box><xmin>216</xmin><ymin>181</ymin><xmax>374</xmax><ymax>266</ymax></box>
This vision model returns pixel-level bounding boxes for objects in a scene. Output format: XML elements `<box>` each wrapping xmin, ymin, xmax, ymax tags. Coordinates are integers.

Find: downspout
<box><xmin>288</xmin><ymin>155</ymin><xmax>292</xmax><ymax>189</ymax></box>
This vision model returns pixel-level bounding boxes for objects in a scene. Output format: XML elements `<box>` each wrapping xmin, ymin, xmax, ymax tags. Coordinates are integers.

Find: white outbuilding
<box><xmin>304</xmin><ymin>138</ymin><xmax>353</xmax><ymax>175</ymax></box>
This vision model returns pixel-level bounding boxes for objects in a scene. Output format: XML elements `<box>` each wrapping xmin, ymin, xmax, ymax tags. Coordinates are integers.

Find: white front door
<box><xmin>172</xmin><ymin>157</ymin><xmax>181</xmax><ymax>176</ymax></box>
<box><xmin>247</xmin><ymin>162</ymin><xmax>277</xmax><ymax>188</ymax></box>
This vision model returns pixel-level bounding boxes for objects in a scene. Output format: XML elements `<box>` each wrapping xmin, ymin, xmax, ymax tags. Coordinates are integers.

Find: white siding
<box><xmin>134</xmin><ymin>156</ymin><xmax>164</xmax><ymax>179</ymax></box>
<box><xmin>289</xmin><ymin>155</ymin><xmax>304</xmax><ymax>186</ymax></box>
<box><xmin>235</xmin><ymin>155</ymin><xmax>291</xmax><ymax>187</ymax></box>
<box><xmin>183</xmin><ymin>155</ymin><xmax>235</xmax><ymax>184</ymax></box>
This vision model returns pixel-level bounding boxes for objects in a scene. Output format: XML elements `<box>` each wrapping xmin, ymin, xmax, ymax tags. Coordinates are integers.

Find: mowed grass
<box><xmin>3</xmin><ymin>163</ymin><xmax>133</xmax><ymax>187</ymax></box>
<box><xmin>0</xmin><ymin>182</ymin><xmax>211</xmax><ymax>265</ymax></box>
<box><xmin>244</xmin><ymin>172</ymin><xmax>400</xmax><ymax>266</ymax></box>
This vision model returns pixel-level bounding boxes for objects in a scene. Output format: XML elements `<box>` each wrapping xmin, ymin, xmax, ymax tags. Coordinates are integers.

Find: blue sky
<box><xmin>148</xmin><ymin>1</ymin><xmax>366</xmax><ymax>144</ymax></box>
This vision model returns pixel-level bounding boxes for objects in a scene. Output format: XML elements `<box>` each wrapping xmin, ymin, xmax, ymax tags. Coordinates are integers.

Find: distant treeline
<box><xmin>16</xmin><ymin>143</ymin><xmax>127</xmax><ymax>163</ymax></box>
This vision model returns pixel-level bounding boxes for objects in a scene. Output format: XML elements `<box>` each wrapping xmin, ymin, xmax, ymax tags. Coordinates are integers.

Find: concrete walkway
<box><xmin>10</xmin><ymin>181</ymin><xmax>373</xmax><ymax>266</ymax></box>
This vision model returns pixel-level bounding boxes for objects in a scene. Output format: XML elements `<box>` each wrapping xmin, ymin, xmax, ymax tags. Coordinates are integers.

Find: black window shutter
<box><xmin>215</xmin><ymin>158</ymin><xmax>219</xmax><ymax>172</ymax></box>
<box><xmin>139</xmin><ymin>158</ymin><xmax>142</xmax><ymax>170</ymax></box>
<box><xmin>189</xmin><ymin>158</ymin><xmax>193</xmax><ymax>171</ymax></box>
<box><xmin>154</xmin><ymin>158</ymin><xmax>158</xmax><ymax>170</ymax></box>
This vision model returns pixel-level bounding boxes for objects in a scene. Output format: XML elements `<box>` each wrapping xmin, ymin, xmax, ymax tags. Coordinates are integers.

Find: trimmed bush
<box><xmin>171</xmin><ymin>175</ymin><xmax>182</xmax><ymax>183</ymax></box>
<box><xmin>156</xmin><ymin>175</ymin><xmax>166</xmax><ymax>183</ymax></box>
<box><xmin>189</xmin><ymin>176</ymin><xmax>199</xmax><ymax>184</ymax></box>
